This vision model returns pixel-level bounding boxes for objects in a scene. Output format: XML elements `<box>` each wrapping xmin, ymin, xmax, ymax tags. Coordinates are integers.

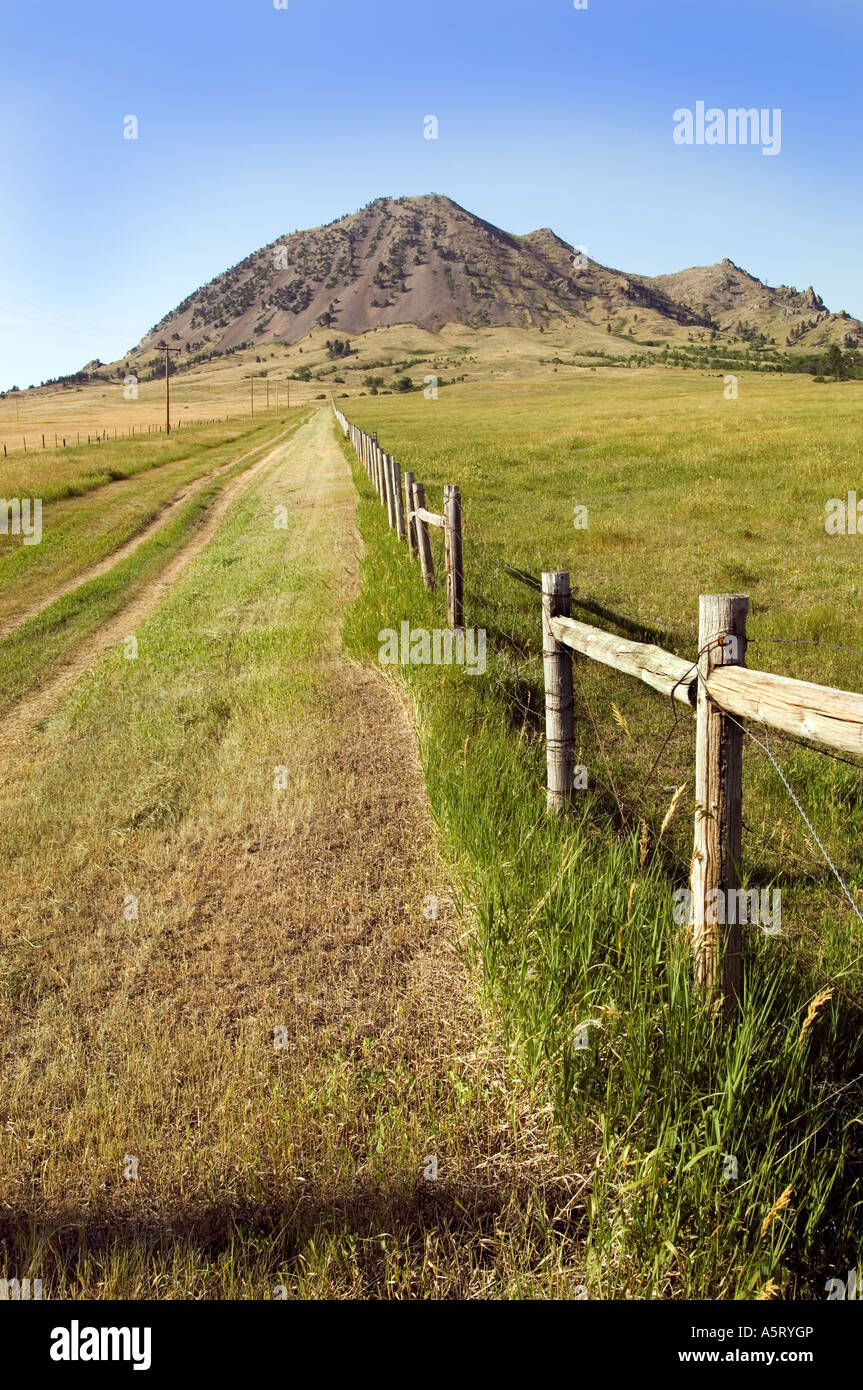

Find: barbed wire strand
<box><xmin>722</xmin><ymin>710</ymin><xmax>863</xmax><ymax>934</ymax></box>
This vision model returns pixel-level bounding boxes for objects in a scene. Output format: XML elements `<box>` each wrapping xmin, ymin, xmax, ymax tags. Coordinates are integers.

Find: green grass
<box><xmin>0</xmin><ymin>415</ymin><xmax>305</xmax><ymax>625</ymax></box>
<box><xmin>340</xmin><ymin>370</ymin><xmax>863</xmax><ymax>1298</ymax></box>
<box><xmin>0</xmin><ymin>416</ymin><xmax>309</xmax><ymax>713</ymax></box>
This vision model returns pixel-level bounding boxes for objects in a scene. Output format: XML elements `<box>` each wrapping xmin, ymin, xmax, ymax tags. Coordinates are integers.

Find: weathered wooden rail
<box><xmin>332</xmin><ymin>400</ymin><xmax>464</xmax><ymax>629</ymax></box>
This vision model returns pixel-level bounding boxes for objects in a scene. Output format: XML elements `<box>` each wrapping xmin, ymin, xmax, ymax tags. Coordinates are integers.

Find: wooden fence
<box><xmin>542</xmin><ymin>573</ymin><xmax>863</xmax><ymax>1019</ymax></box>
<box><xmin>332</xmin><ymin>400</ymin><xmax>863</xmax><ymax>1018</ymax></box>
<box><xmin>332</xmin><ymin>400</ymin><xmax>464</xmax><ymax>629</ymax></box>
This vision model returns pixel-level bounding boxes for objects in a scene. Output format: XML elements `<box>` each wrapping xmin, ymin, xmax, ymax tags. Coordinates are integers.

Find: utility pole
<box><xmin>266</xmin><ymin>375</ymin><xmax>270</xmax><ymax>410</ymax></box>
<box><xmin>246</xmin><ymin>375</ymin><xmax>255</xmax><ymax>418</ymax></box>
<box><xmin>159</xmin><ymin>344</ymin><xmax>180</xmax><ymax>435</ymax></box>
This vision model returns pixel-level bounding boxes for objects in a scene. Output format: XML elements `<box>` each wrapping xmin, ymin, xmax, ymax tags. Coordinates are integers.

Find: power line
<box><xmin>157</xmin><ymin>344</ymin><xmax>180</xmax><ymax>435</ymax></box>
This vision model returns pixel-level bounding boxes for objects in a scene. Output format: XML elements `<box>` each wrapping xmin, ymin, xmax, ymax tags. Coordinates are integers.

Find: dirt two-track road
<box><xmin>0</xmin><ymin>409</ymin><xmax>577</xmax><ymax>1299</ymax></box>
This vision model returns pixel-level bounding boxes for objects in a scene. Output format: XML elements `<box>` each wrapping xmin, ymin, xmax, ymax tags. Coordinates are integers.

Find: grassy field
<box><xmin>0</xmin><ymin>317</ymin><xmax>682</xmax><ymax>453</ymax></box>
<box><xmin>0</xmin><ymin>321</ymin><xmax>499</xmax><ymax>450</ymax></box>
<box><xmin>0</xmin><ymin>367</ymin><xmax>318</xmax><ymax>449</ymax></box>
<box><xmin>341</xmin><ymin>368</ymin><xmax>863</xmax><ymax>1298</ymax></box>
<box><xmin>2</xmin><ymin>366</ymin><xmax>861</xmax><ymax>1301</ymax></box>
<box><xmin>0</xmin><ymin>413</ymin><xmax>310</xmax><ymax>716</ymax></box>
<box><xmin>0</xmin><ymin>416</ymin><xmax>303</xmax><ymax>617</ymax></box>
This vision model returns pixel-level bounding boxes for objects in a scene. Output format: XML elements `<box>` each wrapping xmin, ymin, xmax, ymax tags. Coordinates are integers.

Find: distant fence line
<box><xmin>332</xmin><ymin>399</ymin><xmax>463</xmax><ymax>630</ymax></box>
<box><xmin>332</xmin><ymin>396</ymin><xmax>863</xmax><ymax>1020</ymax></box>
<box><xmin>4</xmin><ymin>422</ymin><xmax>188</xmax><ymax>456</ymax></box>
<box><xmin>0</xmin><ymin>408</ymin><xmax>289</xmax><ymax>458</ymax></box>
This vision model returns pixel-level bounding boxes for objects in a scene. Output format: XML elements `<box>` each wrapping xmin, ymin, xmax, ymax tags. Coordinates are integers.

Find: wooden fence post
<box><xmin>542</xmin><ymin>572</ymin><xmax>575</xmax><ymax>814</ymax></box>
<box><xmin>443</xmin><ymin>485</ymin><xmax>451</xmax><ymax>601</ymax></box>
<box><xmin>412</xmin><ymin>481</ymin><xmax>435</xmax><ymax>589</ymax></box>
<box><xmin>445</xmin><ymin>484</ymin><xmax>463</xmax><ymax>630</ymax></box>
<box><xmin>404</xmin><ymin>471</ymin><xmax>417</xmax><ymax>558</ymax></box>
<box><xmin>384</xmin><ymin>453</ymin><xmax>396</xmax><ymax>528</ymax></box>
<box><xmin>691</xmin><ymin>594</ymin><xmax>749</xmax><ymax>1017</ymax></box>
<box><xmin>392</xmin><ymin>459</ymin><xmax>406</xmax><ymax>541</ymax></box>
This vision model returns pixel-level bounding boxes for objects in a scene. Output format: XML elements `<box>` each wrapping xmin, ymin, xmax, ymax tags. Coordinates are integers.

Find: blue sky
<box><xmin>1</xmin><ymin>0</ymin><xmax>859</xmax><ymax>390</ymax></box>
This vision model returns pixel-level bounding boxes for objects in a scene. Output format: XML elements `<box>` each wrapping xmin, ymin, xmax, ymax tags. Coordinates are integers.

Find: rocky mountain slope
<box><xmin>133</xmin><ymin>194</ymin><xmax>862</xmax><ymax>360</ymax></box>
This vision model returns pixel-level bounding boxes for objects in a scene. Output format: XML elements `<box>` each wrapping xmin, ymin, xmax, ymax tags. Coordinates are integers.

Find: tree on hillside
<box><xmin>325</xmin><ymin>338</ymin><xmax>353</xmax><ymax>359</ymax></box>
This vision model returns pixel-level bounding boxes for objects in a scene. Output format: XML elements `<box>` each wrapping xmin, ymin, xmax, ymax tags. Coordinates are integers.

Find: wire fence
<box><xmin>333</xmin><ymin>397</ymin><xmax>863</xmax><ymax>1012</ymax></box>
